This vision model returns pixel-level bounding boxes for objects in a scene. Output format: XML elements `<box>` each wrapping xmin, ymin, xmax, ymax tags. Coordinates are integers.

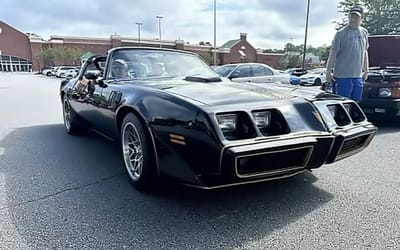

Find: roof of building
<box><xmin>220</xmin><ymin>39</ymin><xmax>240</xmax><ymax>48</ymax></box>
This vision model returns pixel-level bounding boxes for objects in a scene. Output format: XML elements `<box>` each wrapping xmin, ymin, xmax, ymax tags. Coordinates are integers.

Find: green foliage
<box><xmin>287</xmin><ymin>55</ymin><xmax>302</xmax><ymax>68</ymax></box>
<box><xmin>336</xmin><ymin>0</ymin><xmax>400</xmax><ymax>34</ymax></box>
<box><xmin>37</xmin><ymin>48</ymin><xmax>56</xmax><ymax>66</ymax></box>
<box><xmin>37</xmin><ymin>47</ymin><xmax>84</xmax><ymax>66</ymax></box>
<box><xmin>262</xmin><ymin>48</ymin><xmax>285</xmax><ymax>53</ymax></box>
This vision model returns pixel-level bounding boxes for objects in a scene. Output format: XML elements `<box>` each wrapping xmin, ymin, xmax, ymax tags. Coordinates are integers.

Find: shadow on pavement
<box><xmin>0</xmin><ymin>124</ymin><xmax>334</xmax><ymax>249</ymax></box>
<box><xmin>370</xmin><ymin>119</ymin><xmax>400</xmax><ymax>135</ymax></box>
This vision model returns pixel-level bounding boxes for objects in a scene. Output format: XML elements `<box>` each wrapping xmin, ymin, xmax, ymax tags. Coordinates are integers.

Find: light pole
<box><xmin>136</xmin><ymin>22</ymin><xmax>143</xmax><ymax>44</ymax></box>
<box><xmin>302</xmin><ymin>0</ymin><xmax>311</xmax><ymax>71</ymax></box>
<box><xmin>156</xmin><ymin>16</ymin><xmax>163</xmax><ymax>48</ymax></box>
<box><xmin>213</xmin><ymin>0</ymin><xmax>217</xmax><ymax>66</ymax></box>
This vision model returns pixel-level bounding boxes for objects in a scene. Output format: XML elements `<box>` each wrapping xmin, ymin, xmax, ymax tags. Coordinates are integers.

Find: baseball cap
<box><xmin>113</xmin><ymin>59</ymin><xmax>128</xmax><ymax>68</ymax></box>
<box><xmin>350</xmin><ymin>6</ymin><xmax>363</xmax><ymax>16</ymax></box>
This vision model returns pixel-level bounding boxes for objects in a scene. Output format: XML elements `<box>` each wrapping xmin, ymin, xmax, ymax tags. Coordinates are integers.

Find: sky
<box><xmin>0</xmin><ymin>0</ymin><xmax>344</xmax><ymax>49</ymax></box>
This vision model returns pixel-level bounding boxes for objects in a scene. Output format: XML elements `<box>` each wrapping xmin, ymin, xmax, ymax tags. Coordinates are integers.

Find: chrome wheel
<box><xmin>122</xmin><ymin>121</ymin><xmax>144</xmax><ymax>181</ymax></box>
<box><xmin>63</xmin><ymin>99</ymin><xmax>71</xmax><ymax>131</ymax></box>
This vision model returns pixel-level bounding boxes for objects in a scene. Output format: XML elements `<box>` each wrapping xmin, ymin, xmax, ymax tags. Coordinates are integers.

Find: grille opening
<box><xmin>252</xmin><ymin>109</ymin><xmax>291</xmax><ymax>137</ymax></box>
<box><xmin>343</xmin><ymin>103</ymin><xmax>366</xmax><ymax>123</ymax></box>
<box><xmin>327</xmin><ymin>104</ymin><xmax>351</xmax><ymax>126</ymax></box>
<box><xmin>236</xmin><ymin>147</ymin><xmax>310</xmax><ymax>176</ymax></box>
<box><xmin>339</xmin><ymin>135</ymin><xmax>370</xmax><ymax>156</ymax></box>
<box><xmin>217</xmin><ymin>112</ymin><xmax>257</xmax><ymax>140</ymax></box>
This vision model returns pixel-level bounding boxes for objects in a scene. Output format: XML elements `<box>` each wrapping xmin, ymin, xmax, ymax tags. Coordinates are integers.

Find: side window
<box><xmin>230</xmin><ymin>65</ymin><xmax>251</xmax><ymax>78</ymax></box>
<box><xmin>263</xmin><ymin>66</ymin><xmax>273</xmax><ymax>76</ymax></box>
<box><xmin>251</xmin><ymin>65</ymin><xmax>267</xmax><ymax>77</ymax></box>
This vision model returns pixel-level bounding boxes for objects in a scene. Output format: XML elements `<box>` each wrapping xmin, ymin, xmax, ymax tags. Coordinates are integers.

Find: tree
<box><xmin>63</xmin><ymin>47</ymin><xmax>84</xmax><ymax>65</ymax></box>
<box><xmin>284</xmin><ymin>43</ymin><xmax>297</xmax><ymax>53</ymax></box>
<box><xmin>287</xmin><ymin>55</ymin><xmax>302</xmax><ymax>68</ymax></box>
<box><xmin>336</xmin><ymin>0</ymin><xmax>400</xmax><ymax>35</ymax></box>
<box><xmin>316</xmin><ymin>45</ymin><xmax>331</xmax><ymax>63</ymax></box>
<box><xmin>37</xmin><ymin>48</ymin><xmax>56</xmax><ymax>67</ymax></box>
<box><xmin>263</xmin><ymin>48</ymin><xmax>285</xmax><ymax>53</ymax></box>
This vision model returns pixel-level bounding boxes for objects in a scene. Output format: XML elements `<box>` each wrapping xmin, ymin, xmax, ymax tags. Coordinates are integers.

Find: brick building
<box><xmin>0</xmin><ymin>20</ymin><xmax>284</xmax><ymax>72</ymax></box>
<box><xmin>0</xmin><ymin>20</ymin><xmax>33</xmax><ymax>71</ymax></box>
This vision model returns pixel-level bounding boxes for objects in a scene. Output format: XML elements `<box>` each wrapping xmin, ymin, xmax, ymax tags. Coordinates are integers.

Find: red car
<box><xmin>359</xmin><ymin>35</ymin><xmax>400</xmax><ymax>120</ymax></box>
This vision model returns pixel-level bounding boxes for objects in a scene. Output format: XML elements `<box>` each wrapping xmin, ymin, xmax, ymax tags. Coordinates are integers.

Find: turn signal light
<box><xmin>393</xmin><ymin>87</ymin><xmax>400</xmax><ymax>98</ymax></box>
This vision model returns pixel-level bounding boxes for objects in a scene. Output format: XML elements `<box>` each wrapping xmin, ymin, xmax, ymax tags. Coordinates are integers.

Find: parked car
<box><xmin>215</xmin><ymin>63</ymin><xmax>292</xmax><ymax>84</ymax></box>
<box><xmin>55</xmin><ymin>66</ymin><xmax>77</xmax><ymax>78</ymax></box>
<box><xmin>64</xmin><ymin>68</ymin><xmax>80</xmax><ymax>78</ymax></box>
<box><xmin>321</xmin><ymin>35</ymin><xmax>400</xmax><ymax>120</ymax></box>
<box><xmin>51</xmin><ymin>66</ymin><xmax>60</xmax><ymax>76</ymax></box>
<box><xmin>284</xmin><ymin>68</ymin><xmax>308</xmax><ymax>77</ymax></box>
<box><xmin>279</xmin><ymin>70</ymin><xmax>301</xmax><ymax>85</ymax></box>
<box><xmin>41</xmin><ymin>67</ymin><xmax>54</xmax><ymax>76</ymax></box>
<box><xmin>300</xmin><ymin>68</ymin><xmax>327</xmax><ymax>86</ymax></box>
<box><xmin>60</xmin><ymin>47</ymin><xmax>376</xmax><ymax>191</ymax></box>
<box><xmin>358</xmin><ymin>67</ymin><xmax>400</xmax><ymax>119</ymax></box>
<box><xmin>290</xmin><ymin>75</ymin><xmax>301</xmax><ymax>85</ymax></box>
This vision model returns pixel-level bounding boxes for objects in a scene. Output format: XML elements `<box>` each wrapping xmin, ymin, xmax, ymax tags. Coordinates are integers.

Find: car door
<box><xmin>250</xmin><ymin>65</ymin><xmax>274</xmax><ymax>83</ymax></box>
<box><xmin>228</xmin><ymin>65</ymin><xmax>252</xmax><ymax>82</ymax></box>
<box><xmin>69</xmin><ymin>59</ymin><xmax>104</xmax><ymax>131</ymax></box>
<box><xmin>97</xmin><ymin>80</ymin><xmax>125</xmax><ymax>139</ymax></box>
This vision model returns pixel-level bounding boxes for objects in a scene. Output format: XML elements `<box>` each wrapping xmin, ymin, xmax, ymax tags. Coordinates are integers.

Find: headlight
<box><xmin>394</xmin><ymin>88</ymin><xmax>400</xmax><ymax>98</ymax></box>
<box><xmin>216</xmin><ymin>114</ymin><xmax>237</xmax><ymax>132</ymax></box>
<box><xmin>327</xmin><ymin>104</ymin><xmax>351</xmax><ymax>126</ymax></box>
<box><xmin>343</xmin><ymin>103</ymin><xmax>366</xmax><ymax>123</ymax></box>
<box><xmin>252</xmin><ymin>109</ymin><xmax>290</xmax><ymax>136</ymax></box>
<box><xmin>327</xmin><ymin>105</ymin><xmax>337</xmax><ymax>117</ymax></box>
<box><xmin>252</xmin><ymin>111</ymin><xmax>271</xmax><ymax>129</ymax></box>
<box><xmin>216</xmin><ymin>112</ymin><xmax>257</xmax><ymax>140</ymax></box>
<box><xmin>378</xmin><ymin>88</ymin><xmax>392</xmax><ymax>97</ymax></box>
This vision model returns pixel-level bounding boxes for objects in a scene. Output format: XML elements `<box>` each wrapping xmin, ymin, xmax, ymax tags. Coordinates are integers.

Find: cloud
<box><xmin>0</xmin><ymin>0</ymin><xmax>342</xmax><ymax>49</ymax></box>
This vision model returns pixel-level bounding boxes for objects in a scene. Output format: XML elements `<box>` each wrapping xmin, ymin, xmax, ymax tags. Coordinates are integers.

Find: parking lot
<box><xmin>0</xmin><ymin>72</ymin><xmax>399</xmax><ymax>249</ymax></box>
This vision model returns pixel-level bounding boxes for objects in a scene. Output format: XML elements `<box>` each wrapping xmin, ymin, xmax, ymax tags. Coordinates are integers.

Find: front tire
<box><xmin>314</xmin><ymin>78</ymin><xmax>322</xmax><ymax>86</ymax></box>
<box><xmin>62</xmin><ymin>96</ymin><xmax>84</xmax><ymax>135</ymax></box>
<box><xmin>121</xmin><ymin>113</ymin><xmax>158</xmax><ymax>191</ymax></box>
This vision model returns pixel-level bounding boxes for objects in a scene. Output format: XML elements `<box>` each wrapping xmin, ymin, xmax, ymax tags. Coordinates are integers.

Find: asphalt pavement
<box><xmin>0</xmin><ymin>72</ymin><xmax>399</xmax><ymax>249</ymax></box>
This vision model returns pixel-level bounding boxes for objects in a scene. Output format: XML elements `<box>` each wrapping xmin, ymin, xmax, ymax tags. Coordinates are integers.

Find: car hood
<box><xmin>300</xmin><ymin>73</ymin><xmax>319</xmax><ymax>78</ymax></box>
<box><xmin>139</xmin><ymin>78</ymin><xmax>296</xmax><ymax>106</ymax></box>
<box><xmin>369</xmin><ymin>36</ymin><xmax>400</xmax><ymax>67</ymax></box>
<box><xmin>166</xmin><ymin>83</ymin><xmax>296</xmax><ymax>106</ymax></box>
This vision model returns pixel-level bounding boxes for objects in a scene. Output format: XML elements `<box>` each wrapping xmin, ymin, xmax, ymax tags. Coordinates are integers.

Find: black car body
<box><xmin>60</xmin><ymin>47</ymin><xmax>377</xmax><ymax>190</ymax></box>
<box><xmin>358</xmin><ymin>35</ymin><xmax>400</xmax><ymax>120</ymax></box>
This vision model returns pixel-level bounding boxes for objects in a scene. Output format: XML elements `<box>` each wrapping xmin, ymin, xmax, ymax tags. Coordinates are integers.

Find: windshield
<box><xmin>107</xmin><ymin>49</ymin><xmax>217</xmax><ymax>80</ymax></box>
<box><xmin>215</xmin><ymin>65</ymin><xmax>237</xmax><ymax>77</ymax></box>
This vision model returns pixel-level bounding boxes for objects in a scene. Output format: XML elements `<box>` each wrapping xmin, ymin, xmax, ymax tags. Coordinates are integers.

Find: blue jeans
<box><xmin>334</xmin><ymin>78</ymin><xmax>363</xmax><ymax>102</ymax></box>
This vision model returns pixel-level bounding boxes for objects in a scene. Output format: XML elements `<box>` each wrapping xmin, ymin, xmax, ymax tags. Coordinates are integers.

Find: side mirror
<box><xmin>97</xmin><ymin>79</ymin><xmax>108</xmax><ymax>88</ymax></box>
<box><xmin>229</xmin><ymin>72</ymin><xmax>240</xmax><ymax>79</ymax></box>
<box><xmin>84</xmin><ymin>71</ymin><xmax>99</xmax><ymax>80</ymax></box>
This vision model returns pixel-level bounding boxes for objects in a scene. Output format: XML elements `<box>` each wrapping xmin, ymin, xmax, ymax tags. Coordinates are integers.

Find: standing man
<box><xmin>326</xmin><ymin>6</ymin><xmax>369</xmax><ymax>101</ymax></box>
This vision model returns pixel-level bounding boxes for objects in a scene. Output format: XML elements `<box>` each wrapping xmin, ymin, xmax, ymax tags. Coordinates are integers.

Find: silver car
<box><xmin>215</xmin><ymin>63</ymin><xmax>291</xmax><ymax>84</ymax></box>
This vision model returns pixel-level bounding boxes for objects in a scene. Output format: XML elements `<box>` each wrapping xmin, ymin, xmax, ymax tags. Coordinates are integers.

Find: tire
<box><xmin>62</xmin><ymin>95</ymin><xmax>84</xmax><ymax>135</ymax></box>
<box><xmin>120</xmin><ymin>113</ymin><xmax>158</xmax><ymax>191</ymax></box>
<box><xmin>314</xmin><ymin>78</ymin><xmax>322</xmax><ymax>86</ymax></box>
<box><xmin>46</xmin><ymin>72</ymin><xmax>51</xmax><ymax>76</ymax></box>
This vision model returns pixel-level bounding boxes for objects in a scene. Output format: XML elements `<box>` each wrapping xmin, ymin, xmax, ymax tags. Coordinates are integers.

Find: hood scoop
<box><xmin>184</xmin><ymin>75</ymin><xmax>222</xmax><ymax>83</ymax></box>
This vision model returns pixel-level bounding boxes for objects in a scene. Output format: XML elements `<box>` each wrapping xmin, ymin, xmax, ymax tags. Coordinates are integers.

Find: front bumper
<box><xmin>189</xmin><ymin>124</ymin><xmax>376</xmax><ymax>189</ymax></box>
<box><xmin>300</xmin><ymin>79</ymin><xmax>315</xmax><ymax>85</ymax></box>
<box><xmin>359</xmin><ymin>98</ymin><xmax>400</xmax><ymax>119</ymax></box>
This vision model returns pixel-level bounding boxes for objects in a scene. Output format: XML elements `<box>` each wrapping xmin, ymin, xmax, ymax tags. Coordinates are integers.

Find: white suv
<box><xmin>55</xmin><ymin>66</ymin><xmax>77</xmax><ymax>78</ymax></box>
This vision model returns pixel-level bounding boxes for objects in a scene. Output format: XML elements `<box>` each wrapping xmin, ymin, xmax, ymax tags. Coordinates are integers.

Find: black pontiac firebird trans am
<box><xmin>60</xmin><ymin>47</ymin><xmax>377</xmax><ymax>190</ymax></box>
